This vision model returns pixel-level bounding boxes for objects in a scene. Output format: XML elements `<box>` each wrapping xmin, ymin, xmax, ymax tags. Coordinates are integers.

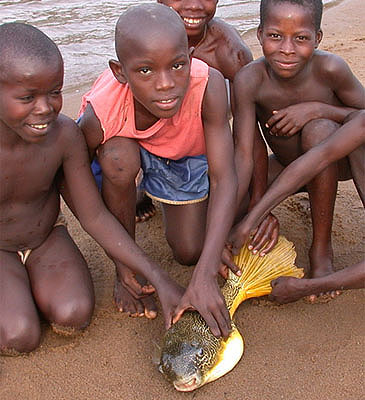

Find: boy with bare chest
<box><xmin>232</xmin><ymin>0</ymin><xmax>364</xmax><ymax>297</ymax></box>
<box><xmin>0</xmin><ymin>23</ymin><xmax>183</xmax><ymax>354</ymax></box>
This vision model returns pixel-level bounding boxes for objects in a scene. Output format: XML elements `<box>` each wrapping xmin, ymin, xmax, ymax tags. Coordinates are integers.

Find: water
<box><xmin>1</xmin><ymin>0</ymin><xmax>339</xmax><ymax>94</ymax></box>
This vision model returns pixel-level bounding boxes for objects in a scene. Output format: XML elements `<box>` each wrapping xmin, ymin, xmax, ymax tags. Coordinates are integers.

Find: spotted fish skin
<box><xmin>159</xmin><ymin>310</ymin><xmax>222</xmax><ymax>390</ymax></box>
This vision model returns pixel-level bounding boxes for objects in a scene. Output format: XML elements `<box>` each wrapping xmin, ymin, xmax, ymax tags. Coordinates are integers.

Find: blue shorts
<box><xmin>90</xmin><ymin>149</ymin><xmax>209</xmax><ymax>205</ymax></box>
<box><xmin>139</xmin><ymin>148</ymin><xmax>209</xmax><ymax>205</ymax></box>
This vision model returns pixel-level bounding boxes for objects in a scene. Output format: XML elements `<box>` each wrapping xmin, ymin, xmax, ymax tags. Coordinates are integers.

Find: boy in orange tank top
<box><xmin>76</xmin><ymin>4</ymin><xmax>238</xmax><ymax>338</ymax></box>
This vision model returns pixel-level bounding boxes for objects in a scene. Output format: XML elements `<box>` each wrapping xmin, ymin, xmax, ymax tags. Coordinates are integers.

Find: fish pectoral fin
<box><xmin>205</xmin><ymin>329</ymin><xmax>244</xmax><ymax>385</ymax></box>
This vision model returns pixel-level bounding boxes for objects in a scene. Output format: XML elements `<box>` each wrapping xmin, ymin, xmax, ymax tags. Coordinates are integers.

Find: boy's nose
<box><xmin>280</xmin><ymin>38</ymin><xmax>295</xmax><ymax>55</ymax></box>
<box><xmin>34</xmin><ymin>96</ymin><xmax>53</xmax><ymax>114</ymax></box>
<box><xmin>156</xmin><ymin>71</ymin><xmax>175</xmax><ymax>91</ymax></box>
<box><xmin>184</xmin><ymin>0</ymin><xmax>204</xmax><ymax>11</ymax></box>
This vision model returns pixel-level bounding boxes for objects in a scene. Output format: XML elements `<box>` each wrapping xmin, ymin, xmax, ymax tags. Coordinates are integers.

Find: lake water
<box><xmin>1</xmin><ymin>0</ymin><xmax>340</xmax><ymax>93</ymax></box>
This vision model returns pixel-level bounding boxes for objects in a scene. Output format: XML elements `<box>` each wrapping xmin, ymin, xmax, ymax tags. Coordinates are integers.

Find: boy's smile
<box><xmin>159</xmin><ymin>0</ymin><xmax>217</xmax><ymax>43</ymax></box>
<box><xmin>257</xmin><ymin>2</ymin><xmax>322</xmax><ymax>80</ymax></box>
<box><xmin>0</xmin><ymin>60</ymin><xmax>63</xmax><ymax>143</ymax></box>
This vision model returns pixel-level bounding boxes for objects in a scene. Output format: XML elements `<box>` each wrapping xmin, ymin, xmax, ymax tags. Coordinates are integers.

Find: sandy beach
<box><xmin>1</xmin><ymin>0</ymin><xmax>364</xmax><ymax>399</ymax></box>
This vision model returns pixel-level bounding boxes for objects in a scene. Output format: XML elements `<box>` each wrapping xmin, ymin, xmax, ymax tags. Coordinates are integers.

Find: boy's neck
<box><xmin>188</xmin><ymin>25</ymin><xmax>208</xmax><ymax>49</ymax></box>
<box><xmin>133</xmin><ymin>99</ymin><xmax>159</xmax><ymax>131</ymax></box>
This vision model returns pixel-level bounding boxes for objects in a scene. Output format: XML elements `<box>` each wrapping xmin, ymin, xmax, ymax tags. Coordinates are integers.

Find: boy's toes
<box><xmin>135</xmin><ymin>194</ymin><xmax>156</xmax><ymax>223</ymax></box>
<box><xmin>141</xmin><ymin>296</ymin><xmax>158</xmax><ymax>319</ymax></box>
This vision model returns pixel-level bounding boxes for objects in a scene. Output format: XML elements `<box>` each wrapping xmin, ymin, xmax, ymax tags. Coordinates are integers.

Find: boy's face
<box><xmin>0</xmin><ymin>59</ymin><xmax>63</xmax><ymax>143</ymax></box>
<box><xmin>112</xmin><ymin>28</ymin><xmax>191</xmax><ymax>120</ymax></box>
<box><xmin>158</xmin><ymin>1</ymin><xmax>217</xmax><ymax>38</ymax></box>
<box><xmin>257</xmin><ymin>2</ymin><xmax>322</xmax><ymax>80</ymax></box>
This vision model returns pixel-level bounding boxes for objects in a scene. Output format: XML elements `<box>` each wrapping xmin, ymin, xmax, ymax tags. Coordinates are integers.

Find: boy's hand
<box><xmin>228</xmin><ymin>213</ymin><xmax>279</xmax><ymax>257</ymax></box>
<box><xmin>265</xmin><ymin>102</ymin><xmax>318</xmax><ymax>137</ymax></box>
<box><xmin>157</xmin><ymin>279</ymin><xmax>185</xmax><ymax>330</ymax></box>
<box><xmin>219</xmin><ymin>245</ymin><xmax>242</xmax><ymax>280</ymax></box>
<box><xmin>116</xmin><ymin>265</ymin><xmax>155</xmax><ymax>299</ymax></box>
<box><xmin>247</xmin><ymin>213</ymin><xmax>279</xmax><ymax>256</ymax></box>
<box><xmin>172</xmin><ymin>272</ymin><xmax>231</xmax><ymax>338</ymax></box>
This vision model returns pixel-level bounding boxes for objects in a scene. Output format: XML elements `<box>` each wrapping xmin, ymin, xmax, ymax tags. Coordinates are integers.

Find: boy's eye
<box><xmin>172</xmin><ymin>63</ymin><xmax>184</xmax><ymax>70</ymax></box>
<box><xmin>18</xmin><ymin>95</ymin><xmax>34</xmax><ymax>102</ymax></box>
<box><xmin>297</xmin><ymin>35</ymin><xmax>308</xmax><ymax>41</ymax></box>
<box><xmin>139</xmin><ymin>67</ymin><xmax>152</xmax><ymax>75</ymax></box>
<box><xmin>269</xmin><ymin>33</ymin><xmax>281</xmax><ymax>39</ymax></box>
<box><xmin>50</xmin><ymin>89</ymin><xmax>62</xmax><ymax>97</ymax></box>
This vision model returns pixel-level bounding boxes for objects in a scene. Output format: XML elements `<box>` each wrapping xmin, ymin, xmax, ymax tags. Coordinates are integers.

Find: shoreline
<box><xmin>3</xmin><ymin>1</ymin><xmax>365</xmax><ymax>400</ymax></box>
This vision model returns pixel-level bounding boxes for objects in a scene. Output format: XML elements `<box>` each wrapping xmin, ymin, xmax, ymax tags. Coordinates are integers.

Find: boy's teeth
<box><xmin>160</xmin><ymin>99</ymin><xmax>173</xmax><ymax>103</ymax></box>
<box><xmin>183</xmin><ymin>18</ymin><xmax>202</xmax><ymax>25</ymax></box>
<box><xmin>31</xmin><ymin>124</ymin><xmax>48</xmax><ymax>129</ymax></box>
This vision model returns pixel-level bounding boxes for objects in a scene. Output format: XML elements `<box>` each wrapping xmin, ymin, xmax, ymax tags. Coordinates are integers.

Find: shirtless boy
<box><xmin>229</xmin><ymin>110</ymin><xmax>365</xmax><ymax>303</ymax></box>
<box><xmin>231</xmin><ymin>0</ymin><xmax>364</xmax><ymax>296</ymax></box>
<box><xmin>78</xmin><ymin>4</ymin><xmax>237</xmax><ymax>337</ymax></box>
<box><xmin>0</xmin><ymin>23</ymin><xmax>183</xmax><ymax>354</ymax></box>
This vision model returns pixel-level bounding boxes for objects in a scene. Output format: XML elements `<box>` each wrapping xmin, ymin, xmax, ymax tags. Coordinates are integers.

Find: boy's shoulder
<box><xmin>207</xmin><ymin>18</ymin><xmax>253</xmax><ymax>70</ymax></box>
<box><xmin>50</xmin><ymin>113</ymin><xmax>83</xmax><ymax>148</ymax></box>
<box><xmin>311</xmin><ymin>49</ymin><xmax>351</xmax><ymax>76</ymax></box>
<box><xmin>234</xmin><ymin>57</ymin><xmax>267</xmax><ymax>88</ymax></box>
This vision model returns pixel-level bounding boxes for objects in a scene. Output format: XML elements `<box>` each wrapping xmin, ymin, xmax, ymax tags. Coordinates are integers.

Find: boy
<box><xmin>0</xmin><ymin>22</ymin><xmax>184</xmax><ymax>354</ymax></box>
<box><xmin>232</xmin><ymin>0</ymin><xmax>364</xmax><ymax>298</ymax></box>
<box><xmin>77</xmin><ymin>4</ymin><xmax>237</xmax><ymax>338</ymax></box>
<box><xmin>228</xmin><ymin>110</ymin><xmax>365</xmax><ymax>302</ymax></box>
<box><xmin>133</xmin><ymin>0</ymin><xmax>254</xmax><ymax>222</ymax></box>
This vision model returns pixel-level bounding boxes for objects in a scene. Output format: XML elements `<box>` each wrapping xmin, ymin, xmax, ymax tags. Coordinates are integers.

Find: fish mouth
<box><xmin>173</xmin><ymin>376</ymin><xmax>201</xmax><ymax>392</ymax></box>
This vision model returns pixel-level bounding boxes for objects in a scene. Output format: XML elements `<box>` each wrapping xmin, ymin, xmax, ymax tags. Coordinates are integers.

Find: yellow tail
<box><xmin>228</xmin><ymin>236</ymin><xmax>304</xmax><ymax>316</ymax></box>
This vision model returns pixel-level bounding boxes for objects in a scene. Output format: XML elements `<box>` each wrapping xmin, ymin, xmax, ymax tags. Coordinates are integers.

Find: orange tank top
<box><xmin>79</xmin><ymin>58</ymin><xmax>209</xmax><ymax>160</ymax></box>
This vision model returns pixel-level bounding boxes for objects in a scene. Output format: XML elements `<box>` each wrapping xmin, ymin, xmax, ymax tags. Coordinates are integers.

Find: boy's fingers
<box><xmin>266</xmin><ymin>110</ymin><xmax>282</xmax><ymax>127</ymax></box>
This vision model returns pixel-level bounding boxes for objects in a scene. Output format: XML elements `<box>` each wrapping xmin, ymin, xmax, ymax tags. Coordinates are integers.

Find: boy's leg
<box><xmin>348</xmin><ymin>142</ymin><xmax>365</xmax><ymax>207</ymax></box>
<box><xmin>301</xmin><ymin>119</ymin><xmax>341</xmax><ymax>285</ymax></box>
<box><xmin>97</xmin><ymin>137</ymin><xmax>157</xmax><ymax>318</ymax></box>
<box><xmin>0</xmin><ymin>250</ymin><xmax>41</xmax><ymax>354</ymax></box>
<box><xmin>26</xmin><ymin>225</ymin><xmax>94</xmax><ymax>334</ymax></box>
<box><xmin>162</xmin><ymin>200</ymin><xmax>208</xmax><ymax>266</ymax></box>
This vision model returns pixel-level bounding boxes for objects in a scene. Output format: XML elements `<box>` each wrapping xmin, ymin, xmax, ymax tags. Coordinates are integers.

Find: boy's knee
<box><xmin>301</xmin><ymin>119</ymin><xmax>339</xmax><ymax>151</ymax></box>
<box><xmin>1</xmin><ymin>315</ymin><xmax>41</xmax><ymax>354</ymax></box>
<box><xmin>171</xmin><ymin>242</ymin><xmax>202</xmax><ymax>266</ymax></box>
<box><xmin>98</xmin><ymin>139</ymin><xmax>141</xmax><ymax>183</ymax></box>
<box><xmin>50</xmin><ymin>295</ymin><xmax>94</xmax><ymax>330</ymax></box>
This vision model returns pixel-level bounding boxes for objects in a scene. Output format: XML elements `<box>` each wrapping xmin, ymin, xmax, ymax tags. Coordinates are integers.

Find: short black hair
<box><xmin>0</xmin><ymin>23</ymin><xmax>62</xmax><ymax>79</ymax></box>
<box><xmin>115</xmin><ymin>3</ymin><xmax>187</xmax><ymax>63</ymax></box>
<box><xmin>260</xmin><ymin>0</ymin><xmax>323</xmax><ymax>31</ymax></box>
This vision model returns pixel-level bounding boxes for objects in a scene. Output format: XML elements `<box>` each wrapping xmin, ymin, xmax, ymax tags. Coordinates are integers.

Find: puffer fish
<box><xmin>158</xmin><ymin>236</ymin><xmax>304</xmax><ymax>391</ymax></box>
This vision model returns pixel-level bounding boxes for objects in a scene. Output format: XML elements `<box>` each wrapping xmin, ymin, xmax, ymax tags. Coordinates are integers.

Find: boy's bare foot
<box><xmin>113</xmin><ymin>279</ymin><xmax>158</xmax><ymax>319</ymax></box>
<box><xmin>136</xmin><ymin>191</ymin><xmax>156</xmax><ymax>223</ymax></box>
<box><xmin>306</xmin><ymin>245</ymin><xmax>341</xmax><ymax>303</ymax></box>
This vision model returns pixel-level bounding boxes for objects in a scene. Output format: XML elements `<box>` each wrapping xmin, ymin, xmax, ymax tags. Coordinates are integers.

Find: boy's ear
<box><xmin>315</xmin><ymin>29</ymin><xmax>323</xmax><ymax>48</ymax></box>
<box><xmin>257</xmin><ymin>27</ymin><xmax>263</xmax><ymax>46</ymax></box>
<box><xmin>109</xmin><ymin>59</ymin><xmax>127</xmax><ymax>84</ymax></box>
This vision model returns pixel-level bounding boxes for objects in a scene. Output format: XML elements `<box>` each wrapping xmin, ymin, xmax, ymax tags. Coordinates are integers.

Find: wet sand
<box><xmin>1</xmin><ymin>0</ymin><xmax>364</xmax><ymax>399</ymax></box>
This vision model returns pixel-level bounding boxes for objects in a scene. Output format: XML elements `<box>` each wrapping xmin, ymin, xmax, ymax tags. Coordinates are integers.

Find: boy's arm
<box><xmin>266</xmin><ymin>54</ymin><xmax>365</xmax><ymax>136</ymax></box>
<box><xmin>269</xmin><ymin>259</ymin><xmax>365</xmax><ymax>304</ymax></box>
<box><xmin>173</xmin><ymin>68</ymin><xmax>237</xmax><ymax>338</ymax></box>
<box><xmin>232</xmin><ymin>65</ymin><xmax>258</xmax><ymax>211</ymax></box>
<box><xmin>58</xmin><ymin>103</ymin><xmax>102</xmax><ymax>211</ymax></box>
<box><xmin>229</xmin><ymin>110</ymin><xmax>365</xmax><ymax>253</ymax></box>
<box><xmin>59</xmin><ymin>116</ymin><xmax>183</xmax><ymax>327</ymax></box>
